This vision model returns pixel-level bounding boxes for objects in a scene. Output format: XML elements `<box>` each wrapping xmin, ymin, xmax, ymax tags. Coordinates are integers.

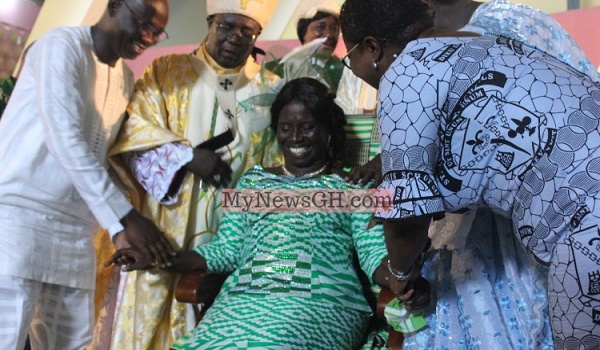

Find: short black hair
<box><xmin>296</xmin><ymin>11</ymin><xmax>340</xmax><ymax>43</ymax></box>
<box><xmin>270</xmin><ymin>77</ymin><xmax>347</xmax><ymax>166</ymax></box>
<box><xmin>340</xmin><ymin>0</ymin><xmax>434</xmax><ymax>47</ymax></box>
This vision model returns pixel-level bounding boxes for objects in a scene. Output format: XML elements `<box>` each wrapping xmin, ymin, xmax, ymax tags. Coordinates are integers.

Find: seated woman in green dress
<box><xmin>108</xmin><ymin>78</ymin><xmax>434</xmax><ymax>349</ymax></box>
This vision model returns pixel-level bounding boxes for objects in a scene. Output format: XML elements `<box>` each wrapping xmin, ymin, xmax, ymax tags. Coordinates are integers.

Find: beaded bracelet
<box><xmin>386</xmin><ymin>259</ymin><xmax>413</xmax><ymax>281</ymax></box>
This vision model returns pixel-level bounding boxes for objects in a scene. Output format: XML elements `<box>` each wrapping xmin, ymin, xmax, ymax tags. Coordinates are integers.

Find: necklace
<box><xmin>282</xmin><ymin>163</ymin><xmax>328</xmax><ymax>177</ymax></box>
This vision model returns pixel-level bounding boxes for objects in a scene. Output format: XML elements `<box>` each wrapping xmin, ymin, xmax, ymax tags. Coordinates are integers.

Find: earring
<box><xmin>372</xmin><ymin>60</ymin><xmax>379</xmax><ymax>70</ymax></box>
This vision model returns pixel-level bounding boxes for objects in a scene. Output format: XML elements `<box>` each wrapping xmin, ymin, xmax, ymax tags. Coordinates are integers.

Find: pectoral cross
<box><xmin>220</xmin><ymin>79</ymin><xmax>233</xmax><ymax>91</ymax></box>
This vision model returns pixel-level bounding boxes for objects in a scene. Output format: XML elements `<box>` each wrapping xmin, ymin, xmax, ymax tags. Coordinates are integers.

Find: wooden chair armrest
<box><xmin>174</xmin><ymin>271</ymin><xmax>227</xmax><ymax>305</ymax></box>
<box><xmin>376</xmin><ymin>286</ymin><xmax>404</xmax><ymax>350</ymax></box>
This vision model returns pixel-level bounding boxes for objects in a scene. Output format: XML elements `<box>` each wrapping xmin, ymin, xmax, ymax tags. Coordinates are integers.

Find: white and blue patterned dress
<box><xmin>376</xmin><ymin>36</ymin><xmax>600</xmax><ymax>349</ymax></box>
<box><xmin>172</xmin><ymin>166</ymin><xmax>388</xmax><ymax>350</ymax></box>
<box><xmin>400</xmin><ymin>4</ymin><xmax>599</xmax><ymax>348</ymax></box>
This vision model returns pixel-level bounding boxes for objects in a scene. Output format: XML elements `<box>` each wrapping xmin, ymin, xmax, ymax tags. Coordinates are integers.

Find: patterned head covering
<box><xmin>207</xmin><ymin>0</ymin><xmax>280</xmax><ymax>29</ymax></box>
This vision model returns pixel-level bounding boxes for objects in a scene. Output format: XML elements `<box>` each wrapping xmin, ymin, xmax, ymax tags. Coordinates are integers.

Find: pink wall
<box><xmin>550</xmin><ymin>6</ymin><xmax>600</xmax><ymax>68</ymax></box>
<box><xmin>0</xmin><ymin>0</ymin><xmax>41</xmax><ymax>30</ymax></box>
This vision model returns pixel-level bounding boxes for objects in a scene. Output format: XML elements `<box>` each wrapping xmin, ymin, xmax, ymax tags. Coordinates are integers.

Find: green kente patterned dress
<box><xmin>172</xmin><ymin>166</ymin><xmax>387</xmax><ymax>350</ymax></box>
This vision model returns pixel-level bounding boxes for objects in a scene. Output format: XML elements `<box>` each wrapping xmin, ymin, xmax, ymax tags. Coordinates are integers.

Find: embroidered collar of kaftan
<box><xmin>198</xmin><ymin>43</ymin><xmax>243</xmax><ymax>75</ymax></box>
<box><xmin>192</xmin><ymin>43</ymin><xmax>262</xmax><ymax>92</ymax></box>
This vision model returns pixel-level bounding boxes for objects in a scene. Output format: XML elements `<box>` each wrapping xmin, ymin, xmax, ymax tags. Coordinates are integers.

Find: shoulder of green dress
<box><xmin>237</xmin><ymin>165</ymin><xmax>269</xmax><ymax>188</ymax></box>
<box><xmin>318</xmin><ymin>172</ymin><xmax>353</xmax><ymax>189</ymax></box>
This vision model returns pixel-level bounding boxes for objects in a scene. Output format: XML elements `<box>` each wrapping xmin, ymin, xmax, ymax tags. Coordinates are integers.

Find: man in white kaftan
<box><xmin>0</xmin><ymin>0</ymin><xmax>172</xmax><ymax>349</ymax></box>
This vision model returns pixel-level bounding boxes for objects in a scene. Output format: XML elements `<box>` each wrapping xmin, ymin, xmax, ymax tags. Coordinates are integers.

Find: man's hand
<box><xmin>185</xmin><ymin>148</ymin><xmax>232</xmax><ymax>187</ymax></box>
<box><xmin>112</xmin><ymin>231</ymin><xmax>131</xmax><ymax>251</ymax></box>
<box><xmin>346</xmin><ymin>154</ymin><xmax>382</xmax><ymax>187</ymax></box>
<box><xmin>106</xmin><ymin>249</ymin><xmax>207</xmax><ymax>273</ymax></box>
<box><xmin>120</xmin><ymin>210</ymin><xmax>176</xmax><ymax>268</ymax></box>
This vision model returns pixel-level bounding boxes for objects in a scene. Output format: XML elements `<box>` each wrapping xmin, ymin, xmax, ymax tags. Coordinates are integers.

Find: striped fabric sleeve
<box><xmin>193</xmin><ymin>211</ymin><xmax>247</xmax><ymax>274</ymax></box>
<box><xmin>351</xmin><ymin>211</ymin><xmax>387</xmax><ymax>284</ymax></box>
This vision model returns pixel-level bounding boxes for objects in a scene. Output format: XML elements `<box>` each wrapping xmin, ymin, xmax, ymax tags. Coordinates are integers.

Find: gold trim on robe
<box><xmin>91</xmin><ymin>49</ymin><xmax>282</xmax><ymax>350</ymax></box>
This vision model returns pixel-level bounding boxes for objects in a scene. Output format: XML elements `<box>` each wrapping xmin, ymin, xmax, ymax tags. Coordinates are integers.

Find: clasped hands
<box><xmin>381</xmin><ymin>256</ymin><xmax>431</xmax><ymax>311</ymax></box>
<box><xmin>106</xmin><ymin>210</ymin><xmax>200</xmax><ymax>272</ymax></box>
<box><xmin>106</xmin><ymin>242</ymin><xmax>203</xmax><ymax>273</ymax></box>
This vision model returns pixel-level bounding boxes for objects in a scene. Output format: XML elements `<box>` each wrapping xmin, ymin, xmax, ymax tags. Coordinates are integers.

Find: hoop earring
<box><xmin>372</xmin><ymin>60</ymin><xmax>379</xmax><ymax>70</ymax></box>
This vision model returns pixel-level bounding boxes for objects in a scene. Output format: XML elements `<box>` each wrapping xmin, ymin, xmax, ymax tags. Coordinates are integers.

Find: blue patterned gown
<box><xmin>377</xmin><ymin>36</ymin><xmax>600</xmax><ymax>349</ymax></box>
<box><xmin>172</xmin><ymin>166</ymin><xmax>388</xmax><ymax>350</ymax></box>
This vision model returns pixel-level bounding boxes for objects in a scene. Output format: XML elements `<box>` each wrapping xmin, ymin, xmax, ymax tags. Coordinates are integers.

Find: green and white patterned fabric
<box><xmin>173</xmin><ymin>166</ymin><xmax>388</xmax><ymax>350</ymax></box>
<box><xmin>344</xmin><ymin>115</ymin><xmax>378</xmax><ymax>168</ymax></box>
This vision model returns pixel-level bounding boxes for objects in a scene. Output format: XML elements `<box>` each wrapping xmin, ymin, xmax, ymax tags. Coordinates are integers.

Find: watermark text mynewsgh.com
<box><xmin>222</xmin><ymin>189</ymin><xmax>393</xmax><ymax>213</ymax></box>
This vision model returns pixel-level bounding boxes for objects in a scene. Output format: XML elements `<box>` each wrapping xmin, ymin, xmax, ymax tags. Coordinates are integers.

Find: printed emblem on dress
<box><xmin>382</xmin><ymin>170</ymin><xmax>443</xmax><ymax>219</ymax></box>
<box><xmin>405</xmin><ymin>48</ymin><xmax>426</xmax><ymax>61</ymax></box>
<box><xmin>495</xmin><ymin>36</ymin><xmax>525</xmax><ymax>55</ymax></box>
<box><xmin>568</xmin><ymin>226</ymin><xmax>600</xmax><ymax>304</ymax></box>
<box><xmin>461</xmin><ymin>95</ymin><xmax>543</xmax><ymax>172</ymax></box>
<box><xmin>433</xmin><ymin>44</ymin><xmax>463</xmax><ymax>63</ymax></box>
<box><xmin>439</xmin><ymin>70</ymin><xmax>548</xmax><ymax>194</ymax></box>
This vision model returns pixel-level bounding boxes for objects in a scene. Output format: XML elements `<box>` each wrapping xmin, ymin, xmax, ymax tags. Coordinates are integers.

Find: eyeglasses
<box><xmin>213</xmin><ymin>21</ymin><xmax>260</xmax><ymax>44</ymax></box>
<box><xmin>341</xmin><ymin>41</ymin><xmax>362</xmax><ymax>69</ymax></box>
<box><xmin>310</xmin><ymin>22</ymin><xmax>339</xmax><ymax>37</ymax></box>
<box><xmin>122</xmin><ymin>1</ymin><xmax>169</xmax><ymax>42</ymax></box>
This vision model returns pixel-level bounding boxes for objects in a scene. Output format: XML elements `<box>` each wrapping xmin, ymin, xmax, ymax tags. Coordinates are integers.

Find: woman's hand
<box><xmin>383</xmin><ymin>253</ymin><xmax>431</xmax><ymax>310</ymax></box>
<box><xmin>168</xmin><ymin>250</ymin><xmax>207</xmax><ymax>273</ymax></box>
<box><xmin>393</xmin><ymin>275</ymin><xmax>431</xmax><ymax>310</ymax></box>
<box><xmin>345</xmin><ymin>154</ymin><xmax>382</xmax><ymax>187</ymax></box>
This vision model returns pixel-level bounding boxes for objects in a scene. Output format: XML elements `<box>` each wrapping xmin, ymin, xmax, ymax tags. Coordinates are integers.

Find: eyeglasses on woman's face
<box><xmin>212</xmin><ymin>20</ymin><xmax>260</xmax><ymax>44</ymax></box>
<box><xmin>341</xmin><ymin>41</ymin><xmax>362</xmax><ymax>69</ymax></box>
<box><xmin>122</xmin><ymin>0</ymin><xmax>169</xmax><ymax>42</ymax></box>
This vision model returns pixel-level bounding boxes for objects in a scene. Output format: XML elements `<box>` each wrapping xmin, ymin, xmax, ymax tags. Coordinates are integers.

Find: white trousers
<box><xmin>0</xmin><ymin>275</ymin><xmax>94</xmax><ymax>350</ymax></box>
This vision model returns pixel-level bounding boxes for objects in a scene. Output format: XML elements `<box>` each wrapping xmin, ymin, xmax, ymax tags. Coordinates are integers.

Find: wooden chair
<box><xmin>175</xmin><ymin>272</ymin><xmax>402</xmax><ymax>349</ymax></box>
